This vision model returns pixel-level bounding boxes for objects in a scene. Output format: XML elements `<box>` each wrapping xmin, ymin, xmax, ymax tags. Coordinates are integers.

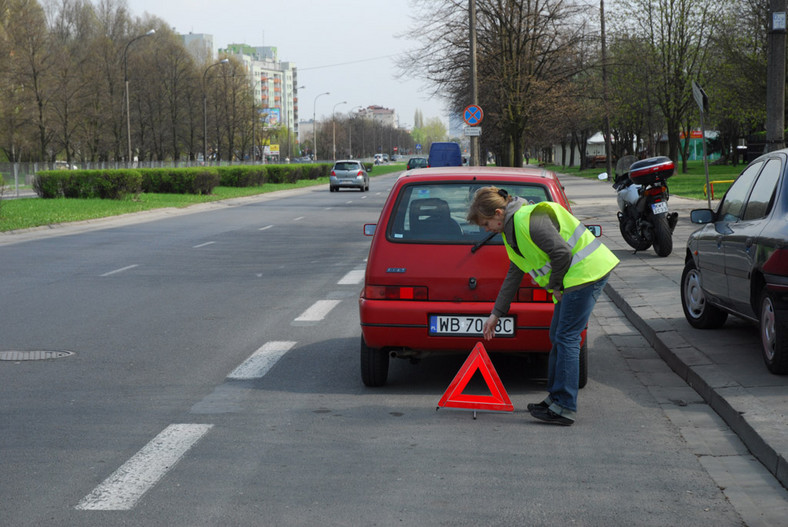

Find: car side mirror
<box><xmin>597</xmin><ymin>173</ymin><xmax>608</xmax><ymax>181</ymax></box>
<box><xmin>586</xmin><ymin>225</ymin><xmax>602</xmax><ymax>237</ymax></box>
<box><xmin>364</xmin><ymin>224</ymin><xmax>376</xmax><ymax>236</ymax></box>
<box><xmin>690</xmin><ymin>209</ymin><xmax>714</xmax><ymax>224</ymax></box>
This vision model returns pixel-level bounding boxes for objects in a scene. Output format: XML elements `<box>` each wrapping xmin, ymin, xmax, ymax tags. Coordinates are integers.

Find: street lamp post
<box><xmin>288</xmin><ymin>85</ymin><xmax>305</xmax><ymax>161</ymax></box>
<box><xmin>203</xmin><ymin>59</ymin><xmax>229</xmax><ymax>164</ymax></box>
<box><xmin>332</xmin><ymin>101</ymin><xmax>346</xmax><ymax>161</ymax></box>
<box><xmin>313</xmin><ymin>92</ymin><xmax>329</xmax><ymax>161</ymax></box>
<box><xmin>348</xmin><ymin>106</ymin><xmax>362</xmax><ymax>158</ymax></box>
<box><xmin>124</xmin><ymin>29</ymin><xmax>155</xmax><ymax>167</ymax></box>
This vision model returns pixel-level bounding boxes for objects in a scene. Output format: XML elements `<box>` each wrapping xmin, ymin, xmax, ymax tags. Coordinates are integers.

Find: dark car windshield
<box><xmin>387</xmin><ymin>182</ymin><xmax>551</xmax><ymax>243</ymax></box>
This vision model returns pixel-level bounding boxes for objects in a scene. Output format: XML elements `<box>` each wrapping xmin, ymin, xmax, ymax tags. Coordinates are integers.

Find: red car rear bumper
<box><xmin>359</xmin><ymin>297</ymin><xmax>578</xmax><ymax>353</ymax></box>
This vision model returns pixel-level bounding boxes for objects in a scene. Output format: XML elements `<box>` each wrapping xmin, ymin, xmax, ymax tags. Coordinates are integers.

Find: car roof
<box><xmin>397</xmin><ymin>166</ymin><xmax>562</xmax><ymax>183</ymax></box>
<box><xmin>334</xmin><ymin>159</ymin><xmax>360</xmax><ymax>163</ymax></box>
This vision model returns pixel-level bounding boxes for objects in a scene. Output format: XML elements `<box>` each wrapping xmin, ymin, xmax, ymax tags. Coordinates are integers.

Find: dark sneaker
<box><xmin>526</xmin><ymin>401</ymin><xmax>549</xmax><ymax>412</ymax></box>
<box><xmin>529</xmin><ymin>406</ymin><xmax>574</xmax><ymax>426</ymax></box>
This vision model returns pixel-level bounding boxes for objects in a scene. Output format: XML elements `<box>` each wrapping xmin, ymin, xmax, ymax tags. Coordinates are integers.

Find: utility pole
<box><xmin>601</xmin><ymin>0</ymin><xmax>613</xmax><ymax>176</ymax></box>
<box><xmin>469</xmin><ymin>0</ymin><xmax>479</xmax><ymax>166</ymax></box>
<box><xmin>766</xmin><ymin>0</ymin><xmax>786</xmax><ymax>152</ymax></box>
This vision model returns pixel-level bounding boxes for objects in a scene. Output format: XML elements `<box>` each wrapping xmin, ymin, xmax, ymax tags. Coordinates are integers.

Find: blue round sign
<box><xmin>464</xmin><ymin>105</ymin><xmax>483</xmax><ymax>126</ymax></box>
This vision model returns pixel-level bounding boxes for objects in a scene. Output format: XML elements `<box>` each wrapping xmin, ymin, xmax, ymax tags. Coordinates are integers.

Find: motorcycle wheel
<box><xmin>619</xmin><ymin>215</ymin><xmax>651</xmax><ymax>251</ymax></box>
<box><xmin>652</xmin><ymin>214</ymin><xmax>673</xmax><ymax>257</ymax></box>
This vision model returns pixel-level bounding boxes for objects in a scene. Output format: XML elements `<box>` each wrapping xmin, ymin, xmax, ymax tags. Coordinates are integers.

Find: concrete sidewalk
<box><xmin>565</xmin><ymin>173</ymin><xmax>788</xmax><ymax>490</ymax></box>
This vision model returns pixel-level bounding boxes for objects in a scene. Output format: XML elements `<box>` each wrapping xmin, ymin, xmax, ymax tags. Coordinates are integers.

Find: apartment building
<box><xmin>220</xmin><ymin>44</ymin><xmax>300</xmax><ymax>136</ymax></box>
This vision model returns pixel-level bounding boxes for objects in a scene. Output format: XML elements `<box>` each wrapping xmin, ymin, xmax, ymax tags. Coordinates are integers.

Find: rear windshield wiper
<box><xmin>471</xmin><ymin>232</ymin><xmax>497</xmax><ymax>253</ymax></box>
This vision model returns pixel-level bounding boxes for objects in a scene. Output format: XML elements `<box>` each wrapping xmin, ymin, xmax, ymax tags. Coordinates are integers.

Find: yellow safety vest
<box><xmin>502</xmin><ymin>202</ymin><xmax>619</xmax><ymax>300</ymax></box>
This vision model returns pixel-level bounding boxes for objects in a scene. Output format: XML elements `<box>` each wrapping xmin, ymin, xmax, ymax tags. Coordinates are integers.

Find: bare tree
<box><xmin>611</xmin><ymin>0</ymin><xmax>732</xmax><ymax>170</ymax></box>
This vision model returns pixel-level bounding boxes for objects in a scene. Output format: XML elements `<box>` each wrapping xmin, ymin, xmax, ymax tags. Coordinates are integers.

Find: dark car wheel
<box><xmin>759</xmin><ymin>287</ymin><xmax>788</xmax><ymax>375</ymax></box>
<box><xmin>579</xmin><ymin>342</ymin><xmax>588</xmax><ymax>389</ymax></box>
<box><xmin>651</xmin><ymin>214</ymin><xmax>673</xmax><ymax>257</ymax></box>
<box><xmin>360</xmin><ymin>336</ymin><xmax>389</xmax><ymax>387</ymax></box>
<box><xmin>681</xmin><ymin>259</ymin><xmax>728</xmax><ymax>329</ymax></box>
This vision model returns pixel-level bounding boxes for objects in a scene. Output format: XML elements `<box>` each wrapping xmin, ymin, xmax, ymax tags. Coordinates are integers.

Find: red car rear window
<box><xmin>387</xmin><ymin>182</ymin><xmax>552</xmax><ymax>244</ymax></box>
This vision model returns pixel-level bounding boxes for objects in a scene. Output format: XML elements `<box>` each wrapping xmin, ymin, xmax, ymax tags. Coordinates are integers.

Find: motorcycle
<box><xmin>600</xmin><ymin>155</ymin><xmax>679</xmax><ymax>257</ymax></box>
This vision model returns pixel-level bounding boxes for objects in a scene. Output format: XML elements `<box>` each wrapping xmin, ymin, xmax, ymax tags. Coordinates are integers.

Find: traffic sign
<box><xmin>463</xmin><ymin>105</ymin><xmax>484</xmax><ymax>126</ymax></box>
<box><xmin>464</xmin><ymin>126</ymin><xmax>482</xmax><ymax>137</ymax></box>
<box><xmin>437</xmin><ymin>342</ymin><xmax>513</xmax><ymax>414</ymax></box>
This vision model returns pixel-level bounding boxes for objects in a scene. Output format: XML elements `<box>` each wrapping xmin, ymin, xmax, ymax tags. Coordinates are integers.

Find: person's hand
<box><xmin>483</xmin><ymin>315</ymin><xmax>499</xmax><ymax>341</ymax></box>
<box><xmin>553</xmin><ymin>289</ymin><xmax>563</xmax><ymax>302</ymax></box>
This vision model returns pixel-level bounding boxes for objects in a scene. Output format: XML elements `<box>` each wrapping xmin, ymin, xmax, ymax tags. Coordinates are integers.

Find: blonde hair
<box><xmin>466</xmin><ymin>186</ymin><xmax>511</xmax><ymax>225</ymax></box>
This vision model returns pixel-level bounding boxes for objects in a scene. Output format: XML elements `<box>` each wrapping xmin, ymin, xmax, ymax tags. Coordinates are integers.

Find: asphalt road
<box><xmin>0</xmin><ymin>172</ymin><xmax>777</xmax><ymax>526</ymax></box>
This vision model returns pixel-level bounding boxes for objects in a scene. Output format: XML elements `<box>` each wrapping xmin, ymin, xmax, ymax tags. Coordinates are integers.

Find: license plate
<box><xmin>651</xmin><ymin>201</ymin><xmax>668</xmax><ymax>214</ymax></box>
<box><xmin>429</xmin><ymin>315</ymin><xmax>515</xmax><ymax>337</ymax></box>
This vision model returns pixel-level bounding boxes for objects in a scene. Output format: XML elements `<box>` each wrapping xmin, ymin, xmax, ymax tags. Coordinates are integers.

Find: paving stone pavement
<box><xmin>564</xmin><ymin>173</ymin><xmax>788</xmax><ymax>493</ymax></box>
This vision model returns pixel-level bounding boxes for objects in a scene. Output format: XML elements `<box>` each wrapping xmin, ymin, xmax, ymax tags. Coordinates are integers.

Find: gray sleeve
<box><xmin>530</xmin><ymin>211</ymin><xmax>572</xmax><ymax>291</ymax></box>
<box><xmin>492</xmin><ymin>261</ymin><xmax>524</xmax><ymax>317</ymax></box>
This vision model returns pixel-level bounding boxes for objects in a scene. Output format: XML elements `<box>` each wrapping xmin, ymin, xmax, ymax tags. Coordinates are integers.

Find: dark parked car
<box><xmin>680</xmin><ymin>149</ymin><xmax>788</xmax><ymax>374</ymax></box>
<box><xmin>406</xmin><ymin>157</ymin><xmax>428</xmax><ymax>170</ymax></box>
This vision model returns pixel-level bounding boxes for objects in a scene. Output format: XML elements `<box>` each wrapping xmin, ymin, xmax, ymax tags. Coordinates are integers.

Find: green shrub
<box><xmin>34</xmin><ymin>170</ymin><xmax>142</xmax><ymax>199</ymax></box>
<box><xmin>217</xmin><ymin>166</ymin><xmax>267</xmax><ymax>187</ymax></box>
<box><xmin>140</xmin><ymin>168</ymin><xmax>219</xmax><ymax>194</ymax></box>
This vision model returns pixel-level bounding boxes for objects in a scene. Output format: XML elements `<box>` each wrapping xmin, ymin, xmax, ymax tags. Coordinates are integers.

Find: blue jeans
<box><xmin>544</xmin><ymin>275</ymin><xmax>608</xmax><ymax>419</ymax></box>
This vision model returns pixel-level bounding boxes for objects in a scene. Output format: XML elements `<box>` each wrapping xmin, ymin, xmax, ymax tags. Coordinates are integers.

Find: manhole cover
<box><xmin>0</xmin><ymin>350</ymin><xmax>74</xmax><ymax>361</ymax></box>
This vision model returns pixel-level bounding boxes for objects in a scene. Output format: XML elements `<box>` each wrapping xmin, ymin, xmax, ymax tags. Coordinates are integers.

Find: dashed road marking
<box><xmin>193</xmin><ymin>241</ymin><xmax>215</xmax><ymax>248</ymax></box>
<box><xmin>294</xmin><ymin>299</ymin><xmax>341</xmax><ymax>322</ymax></box>
<box><xmin>259</xmin><ymin>225</ymin><xmax>273</xmax><ymax>231</ymax></box>
<box><xmin>75</xmin><ymin>424</ymin><xmax>213</xmax><ymax>511</ymax></box>
<box><xmin>100</xmin><ymin>264</ymin><xmax>139</xmax><ymax>277</ymax></box>
<box><xmin>338</xmin><ymin>269</ymin><xmax>365</xmax><ymax>285</ymax></box>
<box><xmin>293</xmin><ymin>216</ymin><xmax>305</xmax><ymax>222</ymax></box>
<box><xmin>227</xmin><ymin>341</ymin><xmax>297</xmax><ymax>380</ymax></box>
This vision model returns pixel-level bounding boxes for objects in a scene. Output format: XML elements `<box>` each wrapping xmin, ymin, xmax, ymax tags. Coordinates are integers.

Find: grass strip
<box><xmin>0</xmin><ymin>164</ymin><xmax>405</xmax><ymax>232</ymax></box>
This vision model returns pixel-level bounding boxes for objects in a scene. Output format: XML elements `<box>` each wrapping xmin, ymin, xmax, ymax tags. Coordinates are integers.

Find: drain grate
<box><xmin>0</xmin><ymin>350</ymin><xmax>74</xmax><ymax>361</ymax></box>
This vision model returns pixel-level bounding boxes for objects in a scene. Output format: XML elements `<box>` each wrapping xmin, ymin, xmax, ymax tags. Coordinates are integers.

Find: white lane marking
<box><xmin>338</xmin><ymin>269</ymin><xmax>365</xmax><ymax>285</ymax></box>
<box><xmin>294</xmin><ymin>299</ymin><xmax>341</xmax><ymax>322</ymax></box>
<box><xmin>193</xmin><ymin>241</ymin><xmax>215</xmax><ymax>248</ymax></box>
<box><xmin>100</xmin><ymin>264</ymin><xmax>139</xmax><ymax>277</ymax></box>
<box><xmin>259</xmin><ymin>225</ymin><xmax>273</xmax><ymax>231</ymax></box>
<box><xmin>293</xmin><ymin>216</ymin><xmax>305</xmax><ymax>222</ymax></box>
<box><xmin>227</xmin><ymin>341</ymin><xmax>297</xmax><ymax>380</ymax></box>
<box><xmin>346</xmin><ymin>200</ymin><xmax>353</xmax><ymax>204</ymax></box>
<box><xmin>361</xmin><ymin>195</ymin><xmax>367</xmax><ymax>199</ymax></box>
<box><xmin>75</xmin><ymin>424</ymin><xmax>213</xmax><ymax>511</ymax></box>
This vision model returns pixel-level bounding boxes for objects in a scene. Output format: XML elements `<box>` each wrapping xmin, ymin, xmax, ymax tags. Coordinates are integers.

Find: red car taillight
<box><xmin>364</xmin><ymin>285</ymin><xmax>429</xmax><ymax>300</ymax></box>
<box><xmin>517</xmin><ymin>287</ymin><xmax>553</xmax><ymax>302</ymax></box>
<box><xmin>358</xmin><ymin>170</ymin><xmax>364</xmax><ymax>176</ymax></box>
<box><xmin>331</xmin><ymin>170</ymin><xmax>336</xmax><ymax>176</ymax></box>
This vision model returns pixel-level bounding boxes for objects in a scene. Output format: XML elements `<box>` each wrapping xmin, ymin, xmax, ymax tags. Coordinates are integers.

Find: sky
<box><xmin>124</xmin><ymin>0</ymin><xmax>450</xmax><ymax>129</ymax></box>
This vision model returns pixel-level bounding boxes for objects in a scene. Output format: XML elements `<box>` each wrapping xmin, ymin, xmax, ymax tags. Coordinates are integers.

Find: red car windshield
<box><xmin>386</xmin><ymin>182</ymin><xmax>552</xmax><ymax>244</ymax></box>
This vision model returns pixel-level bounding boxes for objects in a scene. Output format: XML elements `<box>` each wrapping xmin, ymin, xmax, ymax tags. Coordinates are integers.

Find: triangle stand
<box><xmin>437</xmin><ymin>342</ymin><xmax>514</xmax><ymax>418</ymax></box>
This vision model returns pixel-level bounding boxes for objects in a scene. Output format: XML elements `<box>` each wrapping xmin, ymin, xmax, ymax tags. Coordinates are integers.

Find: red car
<box><xmin>359</xmin><ymin>166</ymin><xmax>589</xmax><ymax>386</ymax></box>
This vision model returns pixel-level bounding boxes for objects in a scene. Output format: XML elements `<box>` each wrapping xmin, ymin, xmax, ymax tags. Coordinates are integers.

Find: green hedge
<box><xmin>216</xmin><ymin>163</ymin><xmax>331</xmax><ymax>186</ymax></box>
<box><xmin>34</xmin><ymin>169</ymin><xmax>143</xmax><ymax>199</ymax></box>
<box><xmin>33</xmin><ymin>163</ymin><xmax>334</xmax><ymax>199</ymax></box>
<box><xmin>140</xmin><ymin>168</ymin><xmax>220</xmax><ymax>195</ymax></box>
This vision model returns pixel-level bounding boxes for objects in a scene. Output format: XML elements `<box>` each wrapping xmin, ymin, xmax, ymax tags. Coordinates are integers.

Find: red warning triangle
<box><xmin>437</xmin><ymin>342</ymin><xmax>513</xmax><ymax>412</ymax></box>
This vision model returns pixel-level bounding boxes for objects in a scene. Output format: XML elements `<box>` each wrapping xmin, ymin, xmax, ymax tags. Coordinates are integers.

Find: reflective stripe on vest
<box><xmin>526</xmin><ymin>223</ymin><xmax>603</xmax><ymax>282</ymax></box>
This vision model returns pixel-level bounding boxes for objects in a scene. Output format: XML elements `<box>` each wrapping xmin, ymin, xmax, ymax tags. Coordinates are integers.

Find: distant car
<box><xmin>406</xmin><ymin>157</ymin><xmax>428</xmax><ymax>170</ymax></box>
<box><xmin>428</xmin><ymin>142</ymin><xmax>463</xmax><ymax>167</ymax></box>
<box><xmin>358</xmin><ymin>166</ymin><xmax>591</xmax><ymax>387</ymax></box>
<box><xmin>681</xmin><ymin>148</ymin><xmax>788</xmax><ymax>374</ymax></box>
<box><xmin>330</xmin><ymin>160</ymin><xmax>369</xmax><ymax>192</ymax></box>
